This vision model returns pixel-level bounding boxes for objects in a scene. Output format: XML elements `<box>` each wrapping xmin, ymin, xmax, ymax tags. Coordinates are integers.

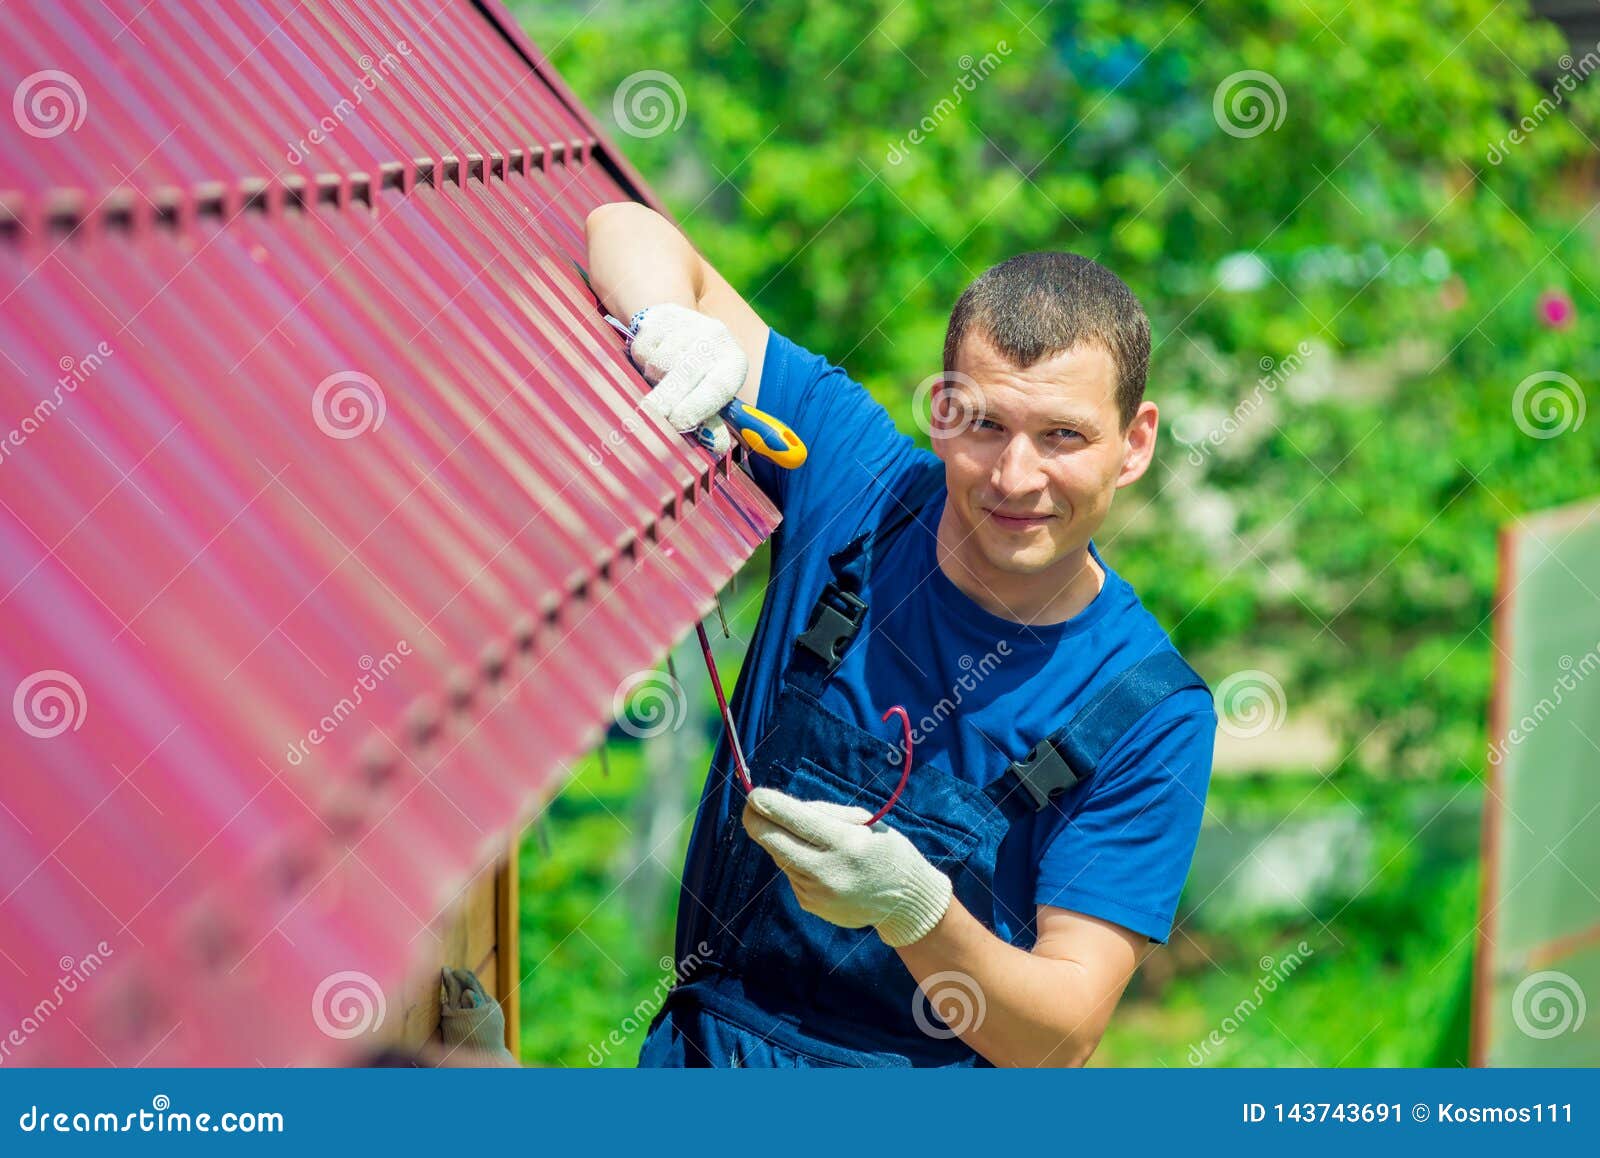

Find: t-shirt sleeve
<box><xmin>745</xmin><ymin>329</ymin><xmax>930</xmax><ymax>536</ymax></box>
<box><xmin>1033</xmin><ymin>691</ymin><xmax>1217</xmax><ymax>945</ymax></box>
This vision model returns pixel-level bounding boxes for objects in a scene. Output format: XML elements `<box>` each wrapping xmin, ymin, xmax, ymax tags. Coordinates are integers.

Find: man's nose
<box><xmin>990</xmin><ymin>433</ymin><xmax>1047</xmax><ymax>497</ymax></box>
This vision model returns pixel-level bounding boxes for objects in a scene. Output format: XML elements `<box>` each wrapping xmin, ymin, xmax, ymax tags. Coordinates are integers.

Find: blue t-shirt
<box><xmin>683</xmin><ymin>329</ymin><xmax>1216</xmax><ymax>948</ymax></box>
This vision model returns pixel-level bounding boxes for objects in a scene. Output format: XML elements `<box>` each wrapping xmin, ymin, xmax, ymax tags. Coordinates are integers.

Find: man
<box><xmin>586</xmin><ymin>201</ymin><xmax>1216</xmax><ymax>1068</ymax></box>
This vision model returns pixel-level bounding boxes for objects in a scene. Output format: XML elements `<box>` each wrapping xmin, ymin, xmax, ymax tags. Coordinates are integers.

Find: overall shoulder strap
<box><xmin>987</xmin><ymin>650</ymin><xmax>1211</xmax><ymax>813</ymax></box>
<box><xmin>790</xmin><ymin>459</ymin><xmax>945</xmax><ymax>682</ymax></box>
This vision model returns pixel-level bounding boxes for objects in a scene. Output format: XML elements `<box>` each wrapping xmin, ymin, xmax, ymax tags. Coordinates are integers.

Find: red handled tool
<box><xmin>695</xmin><ymin>621</ymin><xmax>913</xmax><ymax>825</ymax></box>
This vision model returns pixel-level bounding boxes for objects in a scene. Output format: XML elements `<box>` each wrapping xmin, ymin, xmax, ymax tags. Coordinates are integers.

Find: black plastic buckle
<box><xmin>797</xmin><ymin>586</ymin><xmax>868</xmax><ymax>667</ymax></box>
<box><xmin>1009</xmin><ymin>737</ymin><xmax>1080</xmax><ymax>810</ymax></box>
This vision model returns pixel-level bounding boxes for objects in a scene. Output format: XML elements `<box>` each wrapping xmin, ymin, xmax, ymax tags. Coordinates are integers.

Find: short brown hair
<box><xmin>942</xmin><ymin>252</ymin><xmax>1151</xmax><ymax>428</ymax></box>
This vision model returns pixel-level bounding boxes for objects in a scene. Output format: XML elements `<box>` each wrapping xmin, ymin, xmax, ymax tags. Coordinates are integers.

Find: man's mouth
<box><xmin>984</xmin><ymin>507</ymin><xmax>1056</xmax><ymax>532</ymax></box>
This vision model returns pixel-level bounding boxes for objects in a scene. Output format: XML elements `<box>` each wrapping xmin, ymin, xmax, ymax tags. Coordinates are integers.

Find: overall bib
<box><xmin>640</xmin><ymin>462</ymin><xmax>1208</xmax><ymax>1067</ymax></box>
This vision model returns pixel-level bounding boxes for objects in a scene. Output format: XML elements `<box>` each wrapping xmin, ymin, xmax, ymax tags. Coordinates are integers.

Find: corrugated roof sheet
<box><xmin>0</xmin><ymin>0</ymin><xmax>777</xmax><ymax>1065</ymax></box>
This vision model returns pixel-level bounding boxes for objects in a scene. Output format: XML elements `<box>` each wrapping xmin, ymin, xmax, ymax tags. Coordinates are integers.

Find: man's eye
<box><xmin>1048</xmin><ymin>428</ymin><xmax>1083</xmax><ymax>441</ymax></box>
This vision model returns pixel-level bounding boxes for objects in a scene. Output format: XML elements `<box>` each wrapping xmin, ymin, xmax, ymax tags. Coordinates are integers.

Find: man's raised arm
<box><xmin>584</xmin><ymin>202</ymin><xmax>769</xmax><ymax>410</ymax></box>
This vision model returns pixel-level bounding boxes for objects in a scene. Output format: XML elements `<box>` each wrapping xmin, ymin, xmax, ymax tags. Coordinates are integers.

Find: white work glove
<box><xmin>742</xmin><ymin>786</ymin><xmax>954</xmax><ymax>948</ymax></box>
<box><xmin>626</xmin><ymin>303</ymin><xmax>746</xmax><ymax>455</ymax></box>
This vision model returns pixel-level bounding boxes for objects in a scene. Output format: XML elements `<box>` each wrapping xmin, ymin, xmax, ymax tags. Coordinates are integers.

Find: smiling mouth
<box><xmin>985</xmin><ymin>508</ymin><xmax>1056</xmax><ymax>530</ymax></box>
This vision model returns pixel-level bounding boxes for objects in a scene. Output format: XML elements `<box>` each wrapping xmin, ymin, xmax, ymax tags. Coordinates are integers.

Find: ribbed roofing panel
<box><xmin>0</xmin><ymin>0</ymin><xmax>777</xmax><ymax>1064</ymax></box>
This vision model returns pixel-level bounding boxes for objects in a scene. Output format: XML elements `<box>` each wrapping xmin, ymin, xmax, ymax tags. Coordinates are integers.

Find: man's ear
<box><xmin>1115</xmin><ymin>401</ymin><xmax>1159</xmax><ymax>489</ymax></box>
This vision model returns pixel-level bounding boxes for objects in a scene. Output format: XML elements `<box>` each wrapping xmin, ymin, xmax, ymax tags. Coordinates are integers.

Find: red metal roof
<box><xmin>0</xmin><ymin>0</ymin><xmax>777</xmax><ymax>1065</ymax></box>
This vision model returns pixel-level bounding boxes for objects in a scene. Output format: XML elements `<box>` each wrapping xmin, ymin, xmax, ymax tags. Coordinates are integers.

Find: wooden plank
<box><xmin>497</xmin><ymin>832</ymin><xmax>521</xmax><ymax>1057</ymax></box>
<box><xmin>372</xmin><ymin>858</ymin><xmax>504</xmax><ymax>1052</ymax></box>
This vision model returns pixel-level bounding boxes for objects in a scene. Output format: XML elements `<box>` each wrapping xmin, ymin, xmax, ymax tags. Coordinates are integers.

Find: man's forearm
<box><xmin>892</xmin><ymin>898</ymin><xmax>1107</xmax><ymax>1067</ymax></box>
<box><xmin>584</xmin><ymin>202</ymin><xmax>704</xmax><ymax>319</ymax></box>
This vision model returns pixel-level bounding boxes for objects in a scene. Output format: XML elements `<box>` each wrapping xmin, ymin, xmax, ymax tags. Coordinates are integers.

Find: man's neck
<box><xmin>934</xmin><ymin>506</ymin><xmax>1105</xmax><ymax>627</ymax></box>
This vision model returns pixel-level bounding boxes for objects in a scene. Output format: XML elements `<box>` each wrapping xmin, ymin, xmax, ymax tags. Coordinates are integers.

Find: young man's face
<box><xmin>931</xmin><ymin>328</ymin><xmax>1158</xmax><ymax>578</ymax></box>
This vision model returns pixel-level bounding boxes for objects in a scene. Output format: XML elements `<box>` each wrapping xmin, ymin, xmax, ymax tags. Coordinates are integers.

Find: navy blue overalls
<box><xmin>640</xmin><ymin>462</ymin><xmax>1207</xmax><ymax>1067</ymax></box>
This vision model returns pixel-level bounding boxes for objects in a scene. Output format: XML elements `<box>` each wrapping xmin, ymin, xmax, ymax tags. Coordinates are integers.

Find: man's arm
<box><xmin>743</xmin><ymin>788</ymin><xmax>1151</xmax><ymax>1067</ymax></box>
<box><xmin>584</xmin><ymin>201</ymin><xmax>768</xmax><ymax>407</ymax></box>
<box><xmin>894</xmin><ymin>900</ymin><xmax>1149</xmax><ymax>1067</ymax></box>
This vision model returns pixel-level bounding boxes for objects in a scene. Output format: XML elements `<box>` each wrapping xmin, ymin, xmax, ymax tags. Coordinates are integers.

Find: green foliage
<box><xmin>525</xmin><ymin>0</ymin><xmax>1598</xmax><ymax>775</ymax></box>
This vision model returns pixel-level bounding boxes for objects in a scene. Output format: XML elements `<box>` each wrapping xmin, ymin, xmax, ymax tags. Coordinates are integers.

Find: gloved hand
<box><xmin>438</xmin><ymin>967</ymin><xmax>517</xmax><ymax>1066</ymax></box>
<box><xmin>741</xmin><ymin>786</ymin><xmax>953</xmax><ymax>948</ymax></box>
<box><xmin>625</xmin><ymin>303</ymin><xmax>746</xmax><ymax>455</ymax></box>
